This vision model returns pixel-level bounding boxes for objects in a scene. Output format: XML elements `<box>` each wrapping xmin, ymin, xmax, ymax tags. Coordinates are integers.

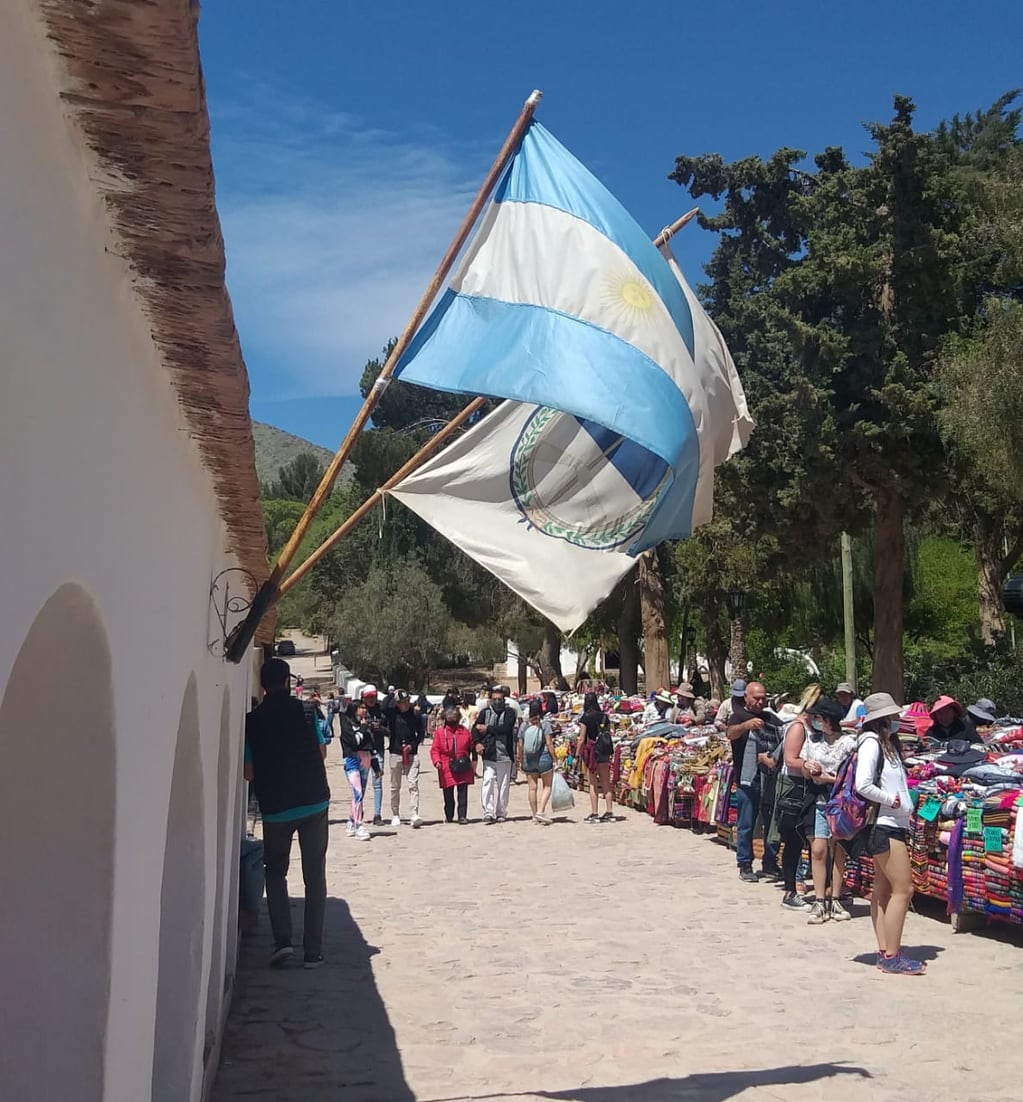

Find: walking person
<box><xmin>244</xmin><ymin>658</ymin><xmax>330</xmax><ymax>969</ymax></box>
<box><xmin>361</xmin><ymin>685</ymin><xmax>386</xmax><ymax>826</ymax></box>
<box><xmin>854</xmin><ymin>693</ymin><xmax>926</xmax><ymax>976</ymax></box>
<box><xmin>386</xmin><ymin>690</ymin><xmax>424</xmax><ymax>828</ymax></box>
<box><xmin>474</xmin><ymin>686</ymin><xmax>518</xmax><ymax>823</ymax></box>
<box><xmin>430</xmin><ymin>706</ymin><xmax>475</xmax><ymax>823</ymax></box>
<box><xmin>518</xmin><ymin>699</ymin><xmax>556</xmax><ymax>824</ymax></box>
<box><xmin>339</xmin><ymin>700</ymin><xmax>373</xmax><ymax>841</ymax></box>
<box><xmin>577</xmin><ymin>691</ymin><xmax>615</xmax><ymax>824</ymax></box>
<box><xmin>800</xmin><ymin>697</ymin><xmax>856</xmax><ymax>924</ymax></box>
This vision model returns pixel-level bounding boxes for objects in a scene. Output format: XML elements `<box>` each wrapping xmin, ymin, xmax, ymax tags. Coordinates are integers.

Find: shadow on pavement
<box><xmin>213</xmin><ymin>897</ymin><xmax>414</xmax><ymax>1102</ymax></box>
<box><xmin>424</xmin><ymin>1063</ymin><xmax>871</xmax><ymax>1102</ymax></box>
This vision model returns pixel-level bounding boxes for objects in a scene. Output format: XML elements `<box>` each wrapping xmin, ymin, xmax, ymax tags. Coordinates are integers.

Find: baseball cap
<box><xmin>836</xmin><ymin>682</ymin><xmax>855</xmax><ymax>696</ymax></box>
<box><xmin>360</xmin><ymin>684</ymin><xmax>378</xmax><ymax>699</ymax></box>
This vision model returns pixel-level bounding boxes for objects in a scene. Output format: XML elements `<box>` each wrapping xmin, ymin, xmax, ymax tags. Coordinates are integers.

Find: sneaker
<box><xmin>269</xmin><ymin>944</ymin><xmax>293</xmax><ymax>967</ymax></box>
<box><xmin>303</xmin><ymin>954</ymin><xmax>326</xmax><ymax>970</ymax></box>
<box><xmin>537</xmin><ymin>815</ymin><xmax>552</xmax><ymax>826</ymax></box>
<box><xmin>483</xmin><ymin>816</ymin><xmax>496</xmax><ymax>825</ymax></box>
<box><xmin>583</xmin><ymin>813</ymin><xmax>601</xmax><ymax>824</ymax></box>
<box><xmin>496</xmin><ymin>816</ymin><xmax>507</xmax><ymax>824</ymax></box>
<box><xmin>411</xmin><ymin>816</ymin><xmax>422</xmax><ymax>829</ymax></box>
<box><xmin>877</xmin><ymin>952</ymin><xmax>926</xmax><ymax>976</ymax></box>
<box><xmin>781</xmin><ymin>892</ymin><xmax>809</xmax><ymax>910</ymax></box>
<box><xmin>457</xmin><ymin>817</ymin><xmax>468</xmax><ymax>825</ymax></box>
<box><xmin>828</xmin><ymin>898</ymin><xmax>851</xmax><ymax>922</ymax></box>
<box><xmin>390</xmin><ymin>816</ymin><xmax>401</xmax><ymax>827</ymax></box>
<box><xmin>355</xmin><ymin>826</ymin><xmax>371</xmax><ymax>841</ymax></box>
<box><xmin>345</xmin><ymin>822</ymin><xmax>356</xmax><ymax>837</ymax></box>
<box><xmin>760</xmin><ymin>865</ymin><xmax>781</xmax><ymax>881</ymax></box>
<box><xmin>599</xmin><ymin>812</ymin><xmax>615</xmax><ymax>823</ymax></box>
<box><xmin>806</xmin><ymin>900</ymin><xmax>830</xmax><ymax>925</ymax></box>
<box><xmin>373</xmin><ymin>815</ymin><xmax>383</xmax><ymax>827</ymax></box>
<box><xmin>738</xmin><ymin>864</ymin><xmax>758</xmax><ymax>883</ymax></box>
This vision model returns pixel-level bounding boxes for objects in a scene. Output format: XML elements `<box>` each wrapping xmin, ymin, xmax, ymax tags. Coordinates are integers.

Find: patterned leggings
<box><xmin>345</xmin><ymin>752</ymin><xmax>371</xmax><ymax>826</ymax></box>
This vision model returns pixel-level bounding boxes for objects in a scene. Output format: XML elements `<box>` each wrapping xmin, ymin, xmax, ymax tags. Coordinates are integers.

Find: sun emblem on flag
<box><xmin>601</xmin><ymin>270</ymin><xmax>658</xmax><ymax>328</ymax></box>
<box><xmin>509</xmin><ymin>406</ymin><xmax>669</xmax><ymax>551</ymax></box>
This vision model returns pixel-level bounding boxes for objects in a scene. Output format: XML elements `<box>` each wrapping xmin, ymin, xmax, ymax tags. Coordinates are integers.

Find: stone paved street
<box><xmin>215</xmin><ymin>749</ymin><xmax>1021</xmax><ymax>1102</ymax></box>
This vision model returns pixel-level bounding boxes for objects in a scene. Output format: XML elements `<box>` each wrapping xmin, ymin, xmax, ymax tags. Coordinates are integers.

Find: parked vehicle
<box><xmin>275</xmin><ymin>639</ymin><xmax>296</xmax><ymax>657</ymax></box>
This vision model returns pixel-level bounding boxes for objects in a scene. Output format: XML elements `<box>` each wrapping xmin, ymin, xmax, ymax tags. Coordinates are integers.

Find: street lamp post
<box><xmin>683</xmin><ymin>625</ymin><xmax>697</xmax><ymax>682</ymax></box>
<box><xmin>727</xmin><ymin>584</ymin><xmax>747</xmax><ymax>680</ymax></box>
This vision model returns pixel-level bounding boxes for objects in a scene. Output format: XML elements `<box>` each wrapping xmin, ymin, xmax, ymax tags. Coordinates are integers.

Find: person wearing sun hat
<box><xmin>966</xmin><ymin>698</ymin><xmax>997</xmax><ymax>731</ymax></box>
<box><xmin>854</xmin><ymin>692</ymin><xmax>925</xmax><ymax>976</ymax></box>
<box><xmin>928</xmin><ymin>695</ymin><xmax>977</xmax><ymax>745</ymax></box>
<box><xmin>643</xmin><ymin>688</ymin><xmax>676</xmax><ymax>726</ymax></box>
<box><xmin>835</xmin><ymin>682</ymin><xmax>865</xmax><ymax>729</ymax></box>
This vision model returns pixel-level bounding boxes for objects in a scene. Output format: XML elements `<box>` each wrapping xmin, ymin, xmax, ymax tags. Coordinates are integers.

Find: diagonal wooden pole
<box><xmin>278</xmin><ymin>397</ymin><xmax>488</xmax><ymax>597</ymax></box>
<box><xmin>653</xmin><ymin>207</ymin><xmax>699</xmax><ymax>248</ymax></box>
<box><xmin>225</xmin><ymin>90</ymin><xmax>543</xmax><ymax>662</ymax></box>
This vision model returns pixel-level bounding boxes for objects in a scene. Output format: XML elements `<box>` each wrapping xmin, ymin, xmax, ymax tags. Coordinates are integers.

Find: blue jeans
<box><xmin>735</xmin><ymin>777</ymin><xmax>779</xmax><ymax>869</ymax></box>
<box><xmin>371</xmin><ymin>752</ymin><xmax>383</xmax><ymax>818</ymax></box>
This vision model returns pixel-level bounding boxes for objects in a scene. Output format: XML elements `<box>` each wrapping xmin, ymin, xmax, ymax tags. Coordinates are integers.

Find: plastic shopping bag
<box><xmin>551</xmin><ymin>769</ymin><xmax>575</xmax><ymax>813</ymax></box>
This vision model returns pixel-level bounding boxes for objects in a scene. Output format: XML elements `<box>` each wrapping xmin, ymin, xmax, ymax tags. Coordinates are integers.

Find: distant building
<box><xmin>1</xmin><ymin>3</ymin><xmax>269</xmax><ymax>1100</ymax></box>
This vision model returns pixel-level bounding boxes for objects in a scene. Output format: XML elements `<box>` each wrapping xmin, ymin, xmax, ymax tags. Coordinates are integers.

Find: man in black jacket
<box><xmin>386</xmin><ymin>690</ymin><xmax>425</xmax><ymax>828</ymax></box>
<box><xmin>245</xmin><ymin>659</ymin><xmax>330</xmax><ymax>968</ymax></box>
<box><xmin>361</xmin><ymin>685</ymin><xmax>386</xmax><ymax>825</ymax></box>
<box><xmin>474</xmin><ymin>686</ymin><xmax>518</xmax><ymax>823</ymax></box>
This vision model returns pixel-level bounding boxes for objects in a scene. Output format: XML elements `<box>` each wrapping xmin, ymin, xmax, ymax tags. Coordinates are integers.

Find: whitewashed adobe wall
<box><xmin>0</xmin><ymin>6</ymin><xmax>253</xmax><ymax>1102</ymax></box>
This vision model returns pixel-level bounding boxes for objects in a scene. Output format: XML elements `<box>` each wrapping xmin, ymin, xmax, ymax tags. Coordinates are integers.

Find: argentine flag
<box><xmin>392</xmin><ymin>121</ymin><xmax>752</xmax><ymax>629</ymax></box>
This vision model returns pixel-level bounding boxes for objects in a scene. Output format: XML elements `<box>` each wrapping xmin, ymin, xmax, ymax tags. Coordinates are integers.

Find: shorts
<box><xmin>813</xmin><ymin>806</ymin><xmax>831</xmax><ymax>840</ymax></box>
<box><xmin>523</xmin><ymin>751</ymin><xmax>554</xmax><ymax>775</ymax></box>
<box><xmin>866</xmin><ymin>825</ymin><xmax>910</xmax><ymax>856</ymax></box>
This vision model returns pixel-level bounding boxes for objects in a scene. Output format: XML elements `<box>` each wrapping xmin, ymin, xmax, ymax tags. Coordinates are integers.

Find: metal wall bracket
<box><xmin>207</xmin><ymin>568</ymin><xmax>259</xmax><ymax>658</ymax></box>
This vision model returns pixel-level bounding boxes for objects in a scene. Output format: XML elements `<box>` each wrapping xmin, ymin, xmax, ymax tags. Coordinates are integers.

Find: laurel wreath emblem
<box><xmin>509</xmin><ymin>407</ymin><xmax>661</xmax><ymax>551</ymax></box>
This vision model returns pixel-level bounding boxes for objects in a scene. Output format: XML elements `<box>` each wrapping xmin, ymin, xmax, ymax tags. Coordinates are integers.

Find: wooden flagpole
<box><xmin>653</xmin><ymin>207</ymin><xmax>700</xmax><ymax>248</ymax></box>
<box><xmin>278</xmin><ymin>397</ymin><xmax>487</xmax><ymax>596</ymax></box>
<box><xmin>225</xmin><ymin>90</ymin><xmax>543</xmax><ymax>662</ymax></box>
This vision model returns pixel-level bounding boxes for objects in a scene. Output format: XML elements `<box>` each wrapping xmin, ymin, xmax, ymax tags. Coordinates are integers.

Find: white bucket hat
<box><xmin>861</xmin><ymin>692</ymin><xmax>902</xmax><ymax>725</ymax></box>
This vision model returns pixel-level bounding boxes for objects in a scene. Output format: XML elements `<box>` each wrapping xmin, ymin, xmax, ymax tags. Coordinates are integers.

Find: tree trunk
<box><xmin>872</xmin><ymin>486</ymin><xmax>905</xmax><ymax>701</ymax></box>
<box><xmin>617</xmin><ymin>566</ymin><xmax>641</xmax><ymax>695</ymax></box>
<box><xmin>534</xmin><ymin>619</ymin><xmax>569</xmax><ymax>691</ymax></box>
<box><xmin>516</xmin><ymin>651</ymin><xmax>528</xmax><ymax>695</ymax></box>
<box><xmin>974</xmin><ymin>520</ymin><xmax>1007</xmax><ymax>644</ymax></box>
<box><xmin>639</xmin><ymin>550</ymin><xmax>670</xmax><ymax>692</ymax></box>
<box><xmin>728</xmin><ymin>618</ymin><xmax>746</xmax><ymax>682</ymax></box>
<box><xmin>703</xmin><ymin>604</ymin><xmax>727</xmax><ymax>700</ymax></box>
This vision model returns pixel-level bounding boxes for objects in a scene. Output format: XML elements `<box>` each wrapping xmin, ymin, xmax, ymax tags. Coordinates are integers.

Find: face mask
<box><xmin>491</xmin><ymin>699</ymin><xmax>505</xmax><ymax>713</ymax></box>
<box><xmin>810</xmin><ymin>718</ymin><xmax>824</xmax><ymax>734</ymax></box>
<box><xmin>889</xmin><ymin>719</ymin><xmax>902</xmax><ymax>735</ymax></box>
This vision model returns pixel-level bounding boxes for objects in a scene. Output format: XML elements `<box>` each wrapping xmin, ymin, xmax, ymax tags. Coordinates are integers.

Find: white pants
<box><xmin>389</xmin><ymin>754</ymin><xmax>420</xmax><ymax>819</ymax></box>
<box><xmin>481</xmin><ymin>760</ymin><xmax>512</xmax><ymax>820</ymax></box>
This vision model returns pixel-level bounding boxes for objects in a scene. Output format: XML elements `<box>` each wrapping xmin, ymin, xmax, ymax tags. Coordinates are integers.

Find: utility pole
<box><xmin>841</xmin><ymin>532</ymin><xmax>856</xmax><ymax>687</ymax></box>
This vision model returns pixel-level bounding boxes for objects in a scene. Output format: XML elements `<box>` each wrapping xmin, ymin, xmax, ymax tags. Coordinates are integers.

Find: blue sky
<box><xmin>198</xmin><ymin>0</ymin><xmax>1022</xmax><ymax>449</ymax></box>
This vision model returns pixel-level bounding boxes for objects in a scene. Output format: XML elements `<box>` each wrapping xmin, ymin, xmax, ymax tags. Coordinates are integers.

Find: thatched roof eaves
<box><xmin>36</xmin><ymin>0</ymin><xmax>270</xmax><ymax>619</ymax></box>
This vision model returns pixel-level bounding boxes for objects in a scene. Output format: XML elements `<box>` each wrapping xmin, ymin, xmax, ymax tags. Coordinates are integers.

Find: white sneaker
<box><xmin>345</xmin><ymin>822</ymin><xmax>356</xmax><ymax>837</ymax></box>
<box><xmin>390</xmin><ymin>815</ymin><xmax>401</xmax><ymax>827</ymax></box>
<box><xmin>355</xmin><ymin>826</ymin><xmax>371</xmax><ymax>841</ymax></box>
<box><xmin>411</xmin><ymin>816</ymin><xmax>422</xmax><ymax>829</ymax></box>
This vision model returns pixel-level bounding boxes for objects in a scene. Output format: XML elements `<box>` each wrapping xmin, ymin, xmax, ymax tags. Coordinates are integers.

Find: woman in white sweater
<box><xmin>854</xmin><ymin>693</ymin><xmax>924</xmax><ymax>976</ymax></box>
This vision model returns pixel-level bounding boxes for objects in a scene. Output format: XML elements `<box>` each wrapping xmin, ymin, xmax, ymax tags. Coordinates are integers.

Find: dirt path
<box><xmin>215</xmin><ymin>749</ymin><xmax>1021</xmax><ymax>1102</ymax></box>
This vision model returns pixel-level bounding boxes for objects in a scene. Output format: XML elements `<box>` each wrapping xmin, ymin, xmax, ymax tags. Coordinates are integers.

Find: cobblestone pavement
<box><xmin>215</xmin><ymin>750</ymin><xmax>1021</xmax><ymax>1101</ymax></box>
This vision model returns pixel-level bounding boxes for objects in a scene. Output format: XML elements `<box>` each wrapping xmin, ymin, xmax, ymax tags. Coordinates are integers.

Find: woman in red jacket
<box><xmin>431</xmin><ymin>706</ymin><xmax>475</xmax><ymax>824</ymax></box>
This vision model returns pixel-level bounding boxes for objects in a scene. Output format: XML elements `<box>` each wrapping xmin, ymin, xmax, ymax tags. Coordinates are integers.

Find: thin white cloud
<box><xmin>210</xmin><ymin>89</ymin><xmax>483</xmax><ymax>398</ymax></box>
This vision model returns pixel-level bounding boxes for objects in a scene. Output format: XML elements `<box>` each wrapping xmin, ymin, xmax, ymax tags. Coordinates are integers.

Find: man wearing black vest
<box><xmin>245</xmin><ymin>658</ymin><xmax>330</xmax><ymax>969</ymax></box>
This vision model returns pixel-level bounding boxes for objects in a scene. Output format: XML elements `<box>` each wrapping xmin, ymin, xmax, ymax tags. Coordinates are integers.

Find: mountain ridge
<box><xmin>252</xmin><ymin>421</ymin><xmax>341</xmax><ymax>486</ymax></box>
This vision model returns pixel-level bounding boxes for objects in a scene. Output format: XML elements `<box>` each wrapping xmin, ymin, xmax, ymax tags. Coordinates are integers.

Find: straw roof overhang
<box><xmin>37</xmin><ymin>0</ymin><xmax>271</xmax><ymax>625</ymax></box>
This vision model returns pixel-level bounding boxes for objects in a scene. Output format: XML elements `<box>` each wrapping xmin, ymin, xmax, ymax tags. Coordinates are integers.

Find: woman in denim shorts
<box><xmin>854</xmin><ymin>693</ymin><xmax>924</xmax><ymax>976</ymax></box>
<box><xmin>800</xmin><ymin>697</ymin><xmax>856</xmax><ymax>924</ymax></box>
<box><xmin>518</xmin><ymin>699</ymin><xmax>556</xmax><ymax>824</ymax></box>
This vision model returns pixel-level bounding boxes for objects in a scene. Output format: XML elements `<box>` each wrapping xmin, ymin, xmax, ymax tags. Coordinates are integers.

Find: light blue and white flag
<box><xmin>391</xmin><ymin>121</ymin><xmax>752</xmax><ymax>629</ymax></box>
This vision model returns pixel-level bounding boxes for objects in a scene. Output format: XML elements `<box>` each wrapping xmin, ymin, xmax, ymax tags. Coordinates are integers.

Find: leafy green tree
<box><xmin>330</xmin><ymin>558</ymin><xmax>452</xmax><ymax>687</ymax></box>
<box><xmin>264</xmin><ymin>452</ymin><xmax>327</xmax><ymax>502</ymax></box>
